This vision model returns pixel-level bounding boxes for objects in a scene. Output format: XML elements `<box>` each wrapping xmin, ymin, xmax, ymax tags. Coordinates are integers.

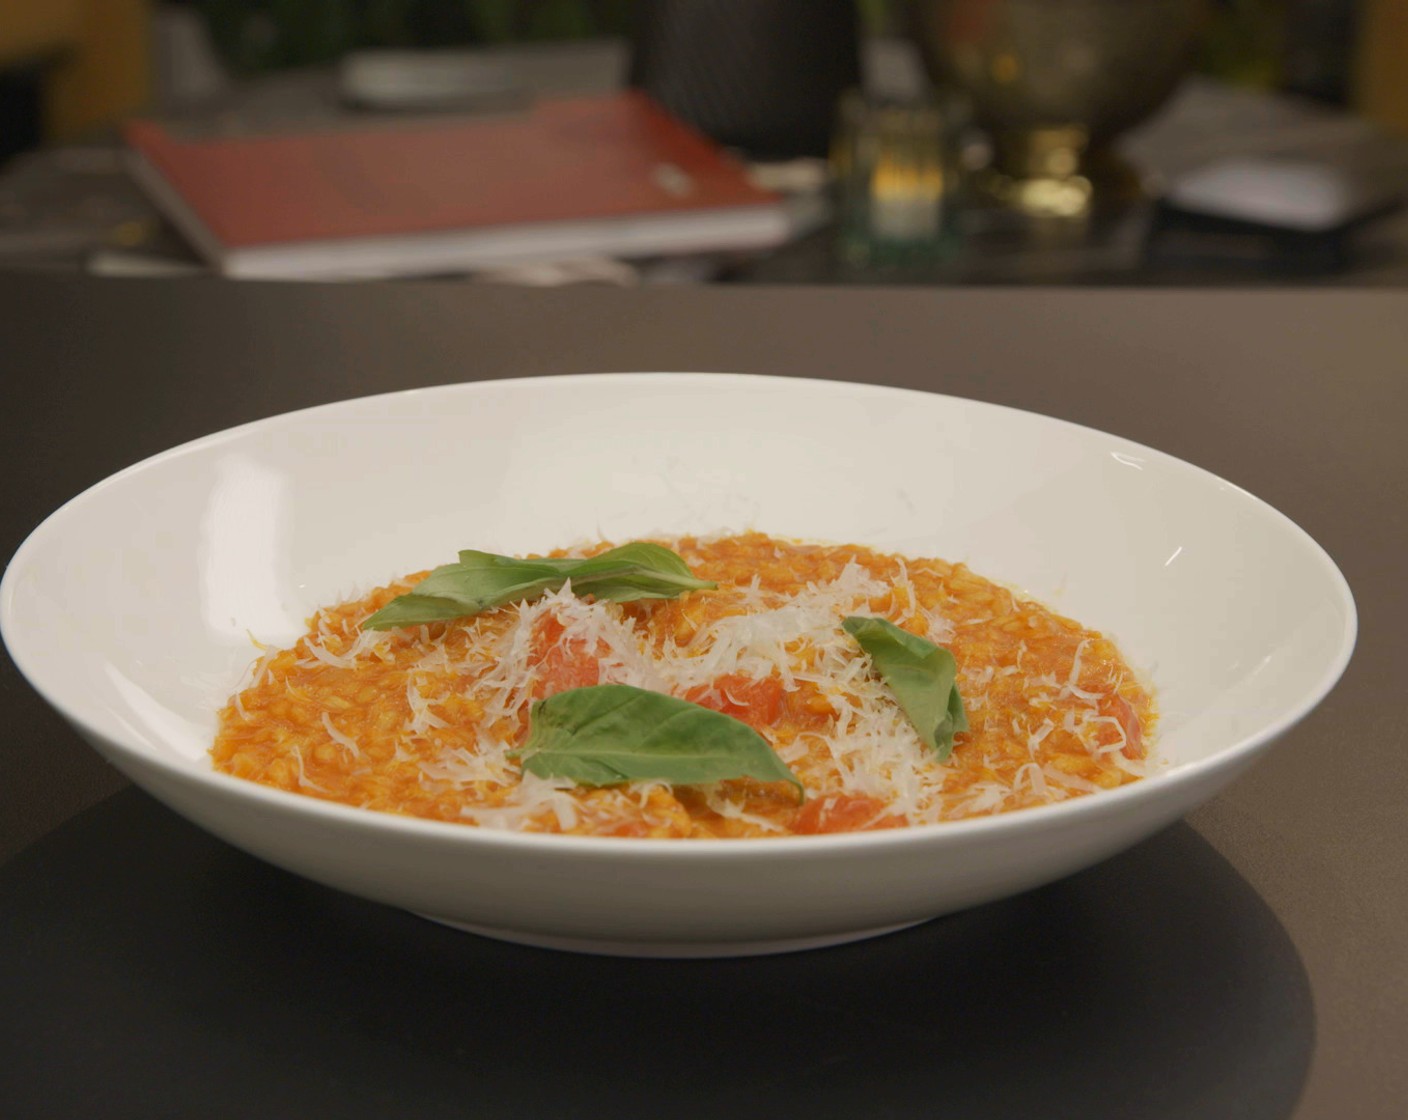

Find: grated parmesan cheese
<box><xmin>211</xmin><ymin>533</ymin><xmax>1156</xmax><ymax>837</ymax></box>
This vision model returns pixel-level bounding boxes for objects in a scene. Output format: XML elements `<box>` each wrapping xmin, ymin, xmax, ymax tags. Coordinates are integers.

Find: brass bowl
<box><xmin>909</xmin><ymin>0</ymin><xmax>1208</xmax><ymax>213</ymax></box>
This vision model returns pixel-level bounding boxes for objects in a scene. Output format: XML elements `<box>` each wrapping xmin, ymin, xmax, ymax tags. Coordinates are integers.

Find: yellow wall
<box><xmin>0</xmin><ymin>1</ymin><xmax>80</xmax><ymax>66</ymax></box>
<box><xmin>0</xmin><ymin>0</ymin><xmax>151</xmax><ymax>141</ymax></box>
<box><xmin>1357</xmin><ymin>0</ymin><xmax>1408</xmax><ymax>135</ymax></box>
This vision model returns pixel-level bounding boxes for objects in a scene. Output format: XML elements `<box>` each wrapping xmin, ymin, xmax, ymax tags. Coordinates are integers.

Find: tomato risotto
<box><xmin>212</xmin><ymin>533</ymin><xmax>1154</xmax><ymax>837</ymax></box>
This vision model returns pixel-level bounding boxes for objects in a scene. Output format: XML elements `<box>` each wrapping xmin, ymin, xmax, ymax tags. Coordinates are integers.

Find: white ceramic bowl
<box><xmin>1</xmin><ymin>374</ymin><xmax>1355</xmax><ymax>956</ymax></box>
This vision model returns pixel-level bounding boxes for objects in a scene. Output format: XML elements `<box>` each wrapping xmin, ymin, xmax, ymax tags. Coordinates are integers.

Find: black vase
<box><xmin>628</xmin><ymin>0</ymin><xmax>862</xmax><ymax>160</ymax></box>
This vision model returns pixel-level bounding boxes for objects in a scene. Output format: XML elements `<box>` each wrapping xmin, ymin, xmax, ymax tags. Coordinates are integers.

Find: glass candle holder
<box><xmin>833</xmin><ymin>90</ymin><xmax>960</xmax><ymax>266</ymax></box>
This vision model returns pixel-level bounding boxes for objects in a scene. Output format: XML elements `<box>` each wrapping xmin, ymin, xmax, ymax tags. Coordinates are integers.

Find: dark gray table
<box><xmin>2</xmin><ymin>275</ymin><xmax>1405</xmax><ymax>1118</ymax></box>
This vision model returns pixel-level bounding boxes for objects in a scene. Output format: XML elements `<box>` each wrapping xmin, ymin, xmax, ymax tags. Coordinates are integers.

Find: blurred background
<box><xmin>2</xmin><ymin>0</ymin><xmax>1407</xmax><ymax>285</ymax></box>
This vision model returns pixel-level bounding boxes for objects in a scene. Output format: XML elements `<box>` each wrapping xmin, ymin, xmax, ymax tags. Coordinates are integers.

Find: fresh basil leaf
<box><xmin>363</xmin><ymin>543</ymin><xmax>715</xmax><ymax>629</ymax></box>
<box><xmin>562</xmin><ymin>542</ymin><xmax>718</xmax><ymax>603</ymax></box>
<box><xmin>516</xmin><ymin>684</ymin><xmax>804</xmax><ymax>798</ymax></box>
<box><xmin>842</xmin><ymin>616</ymin><xmax>968</xmax><ymax>761</ymax></box>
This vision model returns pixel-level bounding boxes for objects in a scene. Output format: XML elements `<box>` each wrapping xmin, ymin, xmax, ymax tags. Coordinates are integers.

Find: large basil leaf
<box><xmin>363</xmin><ymin>542</ymin><xmax>715</xmax><ymax>629</ymax></box>
<box><xmin>516</xmin><ymin>684</ymin><xmax>803</xmax><ymax>797</ymax></box>
<box><xmin>842</xmin><ymin>616</ymin><xmax>968</xmax><ymax>761</ymax></box>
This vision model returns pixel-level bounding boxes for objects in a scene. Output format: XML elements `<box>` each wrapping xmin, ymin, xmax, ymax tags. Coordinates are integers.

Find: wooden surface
<box><xmin>2</xmin><ymin>275</ymin><xmax>1405</xmax><ymax>1118</ymax></box>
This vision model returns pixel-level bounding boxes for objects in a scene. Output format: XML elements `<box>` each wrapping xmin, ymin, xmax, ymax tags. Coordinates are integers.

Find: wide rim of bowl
<box><xmin>1</xmin><ymin>372</ymin><xmax>1359</xmax><ymax>860</ymax></box>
